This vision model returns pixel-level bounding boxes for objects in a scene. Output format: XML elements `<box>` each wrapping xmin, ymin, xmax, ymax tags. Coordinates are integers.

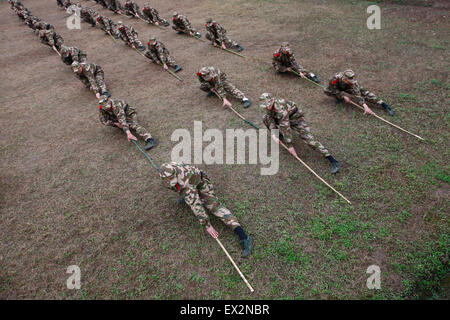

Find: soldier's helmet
<box><xmin>158</xmin><ymin>163</ymin><xmax>177</xmax><ymax>180</ymax></box>
<box><xmin>71</xmin><ymin>61</ymin><xmax>80</xmax><ymax>72</ymax></box>
<box><xmin>117</xmin><ymin>20</ymin><xmax>123</xmax><ymax>25</ymax></box>
<box><xmin>280</xmin><ymin>42</ymin><xmax>291</xmax><ymax>54</ymax></box>
<box><xmin>148</xmin><ymin>35</ymin><xmax>156</xmax><ymax>41</ymax></box>
<box><xmin>343</xmin><ymin>69</ymin><xmax>355</xmax><ymax>79</ymax></box>
<box><xmin>206</xmin><ymin>18</ymin><xmax>212</xmax><ymax>24</ymax></box>
<box><xmin>198</xmin><ymin>67</ymin><xmax>213</xmax><ymax>81</ymax></box>
<box><xmin>259</xmin><ymin>92</ymin><xmax>273</xmax><ymax>108</ymax></box>
<box><xmin>172</xmin><ymin>12</ymin><xmax>178</xmax><ymax>17</ymax></box>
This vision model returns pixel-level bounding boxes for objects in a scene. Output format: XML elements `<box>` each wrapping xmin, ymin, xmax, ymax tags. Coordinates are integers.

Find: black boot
<box><xmin>242</xmin><ymin>98</ymin><xmax>251</xmax><ymax>108</ymax></box>
<box><xmin>163</xmin><ymin>21</ymin><xmax>170</xmax><ymax>27</ymax></box>
<box><xmin>138</xmin><ymin>45</ymin><xmax>146</xmax><ymax>51</ymax></box>
<box><xmin>206</xmin><ymin>91</ymin><xmax>214</xmax><ymax>97</ymax></box>
<box><xmin>240</xmin><ymin>235</ymin><xmax>253</xmax><ymax>258</ymax></box>
<box><xmin>335</xmin><ymin>98</ymin><xmax>344</xmax><ymax>106</ymax></box>
<box><xmin>381</xmin><ymin>102</ymin><xmax>394</xmax><ymax>116</ymax></box>
<box><xmin>177</xmin><ymin>198</ymin><xmax>185</xmax><ymax>204</ymax></box>
<box><xmin>174</xmin><ymin>65</ymin><xmax>182</xmax><ymax>73</ymax></box>
<box><xmin>195</xmin><ymin>32</ymin><xmax>201</xmax><ymax>38</ymax></box>
<box><xmin>144</xmin><ymin>138</ymin><xmax>156</xmax><ymax>150</ymax></box>
<box><xmin>235</xmin><ymin>45</ymin><xmax>244</xmax><ymax>52</ymax></box>
<box><xmin>309</xmin><ymin>73</ymin><xmax>319</xmax><ymax>83</ymax></box>
<box><xmin>176</xmin><ymin>31</ymin><xmax>184</xmax><ymax>34</ymax></box>
<box><xmin>326</xmin><ymin>155</ymin><xmax>341</xmax><ymax>174</ymax></box>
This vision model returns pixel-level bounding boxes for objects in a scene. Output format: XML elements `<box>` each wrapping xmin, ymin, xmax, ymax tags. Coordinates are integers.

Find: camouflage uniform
<box><xmin>117</xmin><ymin>22</ymin><xmax>144</xmax><ymax>49</ymax></box>
<box><xmin>197</xmin><ymin>66</ymin><xmax>245</xmax><ymax>100</ymax></box>
<box><xmin>60</xmin><ymin>45</ymin><xmax>87</xmax><ymax>65</ymax></box>
<box><xmin>324</xmin><ymin>71</ymin><xmax>382</xmax><ymax>105</ymax></box>
<box><xmin>123</xmin><ymin>1</ymin><xmax>141</xmax><ymax>17</ymax></box>
<box><xmin>16</xmin><ymin>6</ymin><xmax>30</xmax><ymax>20</ymax></box>
<box><xmin>262</xmin><ymin>96</ymin><xmax>330</xmax><ymax>157</ymax></box>
<box><xmin>39</xmin><ymin>28</ymin><xmax>64</xmax><ymax>51</ymax></box>
<box><xmin>80</xmin><ymin>7</ymin><xmax>98</xmax><ymax>26</ymax></box>
<box><xmin>272</xmin><ymin>43</ymin><xmax>305</xmax><ymax>73</ymax></box>
<box><xmin>172</xmin><ymin>13</ymin><xmax>197</xmax><ymax>34</ymax></box>
<box><xmin>106</xmin><ymin>0</ymin><xmax>122</xmax><ymax>13</ymax></box>
<box><xmin>33</xmin><ymin>21</ymin><xmax>50</xmax><ymax>34</ymax></box>
<box><xmin>98</xmin><ymin>98</ymin><xmax>152</xmax><ymax>141</ymax></box>
<box><xmin>145</xmin><ymin>39</ymin><xmax>177</xmax><ymax>68</ymax></box>
<box><xmin>141</xmin><ymin>5</ymin><xmax>168</xmax><ymax>25</ymax></box>
<box><xmin>205</xmin><ymin>20</ymin><xmax>239</xmax><ymax>49</ymax></box>
<box><xmin>75</xmin><ymin>63</ymin><xmax>108</xmax><ymax>95</ymax></box>
<box><xmin>96</xmin><ymin>15</ymin><xmax>119</xmax><ymax>37</ymax></box>
<box><xmin>159</xmin><ymin>162</ymin><xmax>241</xmax><ymax>230</ymax></box>
<box><xmin>25</xmin><ymin>15</ymin><xmax>40</xmax><ymax>29</ymax></box>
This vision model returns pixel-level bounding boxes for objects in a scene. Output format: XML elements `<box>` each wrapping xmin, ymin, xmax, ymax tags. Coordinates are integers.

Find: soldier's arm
<box><xmin>157</xmin><ymin>46</ymin><xmax>167</xmax><ymax>64</ymax></box>
<box><xmin>352</xmin><ymin>83</ymin><xmax>365</xmax><ymax>104</ymax></box>
<box><xmin>99</xmin><ymin>110</ymin><xmax>113</xmax><ymax>126</ymax></box>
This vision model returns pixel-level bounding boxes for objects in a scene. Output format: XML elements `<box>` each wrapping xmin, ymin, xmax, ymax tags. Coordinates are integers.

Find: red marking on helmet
<box><xmin>204</xmin><ymin>23</ymin><xmax>207</xmax><ymax>26</ymax></box>
<box><xmin>175</xmin><ymin>184</ymin><xmax>180</xmax><ymax>191</ymax></box>
<box><xmin>274</xmin><ymin>52</ymin><xmax>280</xmax><ymax>58</ymax></box>
<box><xmin>98</xmin><ymin>105</ymin><xmax>102</xmax><ymax>110</ymax></box>
<box><xmin>331</xmin><ymin>79</ymin><xmax>338</xmax><ymax>85</ymax></box>
<box><xmin>196</xmin><ymin>72</ymin><xmax>201</xmax><ymax>76</ymax></box>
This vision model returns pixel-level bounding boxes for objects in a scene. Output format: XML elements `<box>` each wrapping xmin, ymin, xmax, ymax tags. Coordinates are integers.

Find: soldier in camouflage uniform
<box><xmin>80</xmin><ymin>7</ymin><xmax>98</xmax><ymax>27</ymax></box>
<box><xmin>205</xmin><ymin>18</ymin><xmax>243</xmax><ymax>52</ymax></box>
<box><xmin>260</xmin><ymin>93</ymin><xmax>341</xmax><ymax>174</ymax></box>
<box><xmin>123</xmin><ymin>1</ymin><xmax>141</xmax><ymax>18</ymax></box>
<box><xmin>117</xmin><ymin>21</ymin><xmax>146</xmax><ymax>51</ymax></box>
<box><xmin>39</xmin><ymin>25</ymin><xmax>64</xmax><ymax>54</ymax></box>
<box><xmin>145</xmin><ymin>36</ymin><xmax>182</xmax><ymax>73</ymax></box>
<box><xmin>171</xmin><ymin>12</ymin><xmax>201</xmax><ymax>38</ymax></box>
<box><xmin>159</xmin><ymin>162</ymin><xmax>254</xmax><ymax>257</ymax></box>
<box><xmin>141</xmin><ymin>3</ymin><xmax>169</xmax><ymax>26</ymax></box>
<box><xmin>196</xmin><ymin>66</ymin><xmax>251</xmax><ymax>108</ymax></box>
<box><xmin>96</xmin><ymin>14</ymin><xmax>120</xmax><ymax>38</ymax></box>
<box><xmin>25</xmin><ymin>15</ymin><xmax>40</xmax><ymax>30</ymax></box>
<box><xmin>272</xmin><ymin>42</ymin><xmax>319</xmax><ymax>83</ymax></box>
<box><xmin>98</xmin><ymin>95</ymin><xmax>156</xmax><ymax>150</ymax></box>
<box><xmin>16</xmin><ymin>6</ymin><xmax>30</xmax><ymax>20</ymax></box>
<box><xmin>32</xmin><ymin>20</ymin><xmax>50</xmax><ymax>34</ymax></box>
<box><xmin>106</xmin><ymin>0</ymin><xmax>122</xmax><ymax>13</ymax></box>
<box><xmin>71</xmin><ymin>61</ymin><xmax>109</xmax><ymax>99</ymax></box>
<box><xmin>324</xmin><ymin>69</ymin><xmax>394</xmax><ymax>116</ymax></box>
<box><xmin>60</xmin><ymin>45</ymin><xmax>87</xmax><ymax>65</ymax></box>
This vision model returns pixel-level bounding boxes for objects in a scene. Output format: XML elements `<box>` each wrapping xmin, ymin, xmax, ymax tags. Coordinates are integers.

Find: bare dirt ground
<box><xmin>0</xmin><ymin>0</ymin><xmax>448</xmax><ymax>299</ymax></box>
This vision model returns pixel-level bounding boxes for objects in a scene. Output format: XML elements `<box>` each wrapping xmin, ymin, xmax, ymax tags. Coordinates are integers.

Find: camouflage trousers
<box><xmin>162</xmin><ymin>54</ymin><xmax>176</xmax><ymax>68</ymax></box>
<box><xmin>125</xmin><ymin>108</ymin><xmax>152</xmax><ymax>141</ymax></box>
<box><xmin>324</xmin><ymin>87</ymin><xmax>382</xmax><ymax>105</ymax></box>
<box><xmin>172</xmin><ymin>25</ymin><xmax>197</xmax><ymax>34</ymax></box>
<box><xmin>142</xmin><ymin>11</ymin><xmax>167</xmax><ymax>25</ymax></box>
<box><xmin>200</xmin><ymin>80</ymin><xmax>245</xmax><ymax>100</ymax></box>
<box><xmin>92</xmin><ymin>66</ymin><xmax>107</xmax><ymax>95</ymax></box>
<box><xmin>205</xmin><ymin>32</ymin><xmax>239</xmax><ymax>49</ymax></box>
<box><xmin>263</xmin><ymin>115</ymin><xmax>330</xmax><ymax>157</ymax></box>
<box><xmin>183</xmin><ymin>176</ymin><xmax>241</xmax><ymax>230</ymax></box>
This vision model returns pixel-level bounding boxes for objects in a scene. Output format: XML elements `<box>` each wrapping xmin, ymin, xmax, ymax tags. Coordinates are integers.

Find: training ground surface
<box><xmin>0</xmin><ymin>0</ymin><xmax>448</xmax><ymax>299</ymax></box>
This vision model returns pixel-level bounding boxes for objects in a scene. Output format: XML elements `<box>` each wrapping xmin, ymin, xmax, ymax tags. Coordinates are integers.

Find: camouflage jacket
<box><xmin>326</xmin><ymin>72</ymin><xmax>365</xmax><ymax>104</ymax></box>
<box><xmin>272</xmin><ymin>49</ymin><xmax>301</xmax><ymax>72</ymax></box>
<box><xmin>142</xmin><ymin>6</ymin><xmax>159</xmax><ymax>20</ymax></box>
<box><xmin>96</xmin><ymin>15</ymin><xmax>115</xmax><ymax>33</ymax></box>
<box><xmin>98</xmin><ymin>98</ymin><xmax>133</xmax><ymax>130</ymax></box>
<box><xmin>173</xmin><ymin>15</ymin><xmax>192</xmax><ymax>31</ymax></box>
<box><xmin>80</xmin><ymin>63</ymin><xmax>102</xmax><ymax>94</ymax></box>
<box><xmin>61</xmin><ymin>46</ymin><xmax>86</xmax><ymax>65</ymax></box>
<box><xmin>124</xmin><ymin>1</ymin><xmax>139</xmax><ymax>15</ymax></box>
<box><xmin>160</xmin><ymin>162</ymin><xmax>205</xmax><ymax>194</ymax></box>
<box><xmin>205</xmin><ymin>21</ymin><xmax>227</xmax><ymax>43</ymax></box>
<box><xmin>81</xmin><ymin>7</ymin><xmax>97</xmax><ymax>22</ymax></box>
<box><xmin>264</xmin><ymin>97</ymin><xmax>304</xmax><ymax>148</ymax></box>
<box><xmin>146</xmin><ymin>40</ymin><xmax>170</xmax><ymax>64</ymax></box>
<box><xmin>118</xmin><ymin>25</ymin><xmax>138</xmax><ymax>43</ymax></box>
<box><xmin>197</xmin><ymin>67</ymin><xmax>228</xmax><ymax>99</ymax></box>
<box><xmin>39</xmin><ymin>29</ymin><xmax>63</xmax><ymax>47</ymax></box>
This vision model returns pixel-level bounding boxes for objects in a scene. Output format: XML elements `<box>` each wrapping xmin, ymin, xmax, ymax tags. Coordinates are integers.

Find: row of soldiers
<box><xmin>9</xmin><ymin>0</ymin><xmax>254</xmax><ymax>257</ymax></box>
<box><xmin>59</xmin><ymin>0</ymin><xmax>245</xmax><ymax>53</ymax></box>
<box><xmin>10</xmin><ymin>0</ymin><xmax>397</xmax><ymax>258</ymax></box>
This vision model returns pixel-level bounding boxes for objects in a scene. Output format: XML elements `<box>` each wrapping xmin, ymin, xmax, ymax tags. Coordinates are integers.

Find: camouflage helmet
<box><xmin>343</xmin><ymin>69</ymin><xmax>355</xmax><ymax>79</ymax></box>
<box><xmin>117</xmin><ymin>20</ymin><xmax>123</xmax><ymax>25</ymax></box>
<box><xmin>206</xmin><ymin>18</ymin><xmax>212</xmax><ymax>24</ymax></box>
<box><xmin>198</xmin><ymin>67</ymin><xmax>213</xmax><ymax>80</ymax></box>
<box><xmin>172</xmin><ymin>11</ymin><xmax>178</xmax><ymax>17</ymax></box>
<box><xmin>71</xmin><ymin>61</ymin><xmax>80</xmax><ymax>71</ymax></box>
<box><xmin>259</xmin><ymin>92</ymin><xmax>273</xmax><ymax>108</ymax></box>
<box><xmin>159</xmin><ymin>163</ymin><xmax>177</xmax><ymax>180</ymax></box>
<box><xmin>148</xmin><ymin>35</ymin><xmax>156</xmax><ymax>41</ymax></box>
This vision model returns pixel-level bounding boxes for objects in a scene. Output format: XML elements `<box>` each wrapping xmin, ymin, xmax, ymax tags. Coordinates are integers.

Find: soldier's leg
<box><xmin>223</xmin><ymin>80</ymin><xmax>245</xmax><ymax>100</ymax></box>
<box><xmin>94</xmin><ymin>68</ymin><xmax>107</xmax><ymax>95</ymax></box>
<box><xmin>205</xmin><ymin>32</ymin><xmax>214</xmax><ymax>43</ymax></box>
<box><xmin>293</xmin><ymin>119</ymin><xmax>330</xmax><ymax>157</ymax></box>
<box><xmin>183</xmin><ymin>188</ymin><xmax>211</xmax><ymax>228</ymax></box>
<box><xmin>127</xmin><ymin>111</ymin><xmax>153</xmax><ymax>141</ymax></box>
<box><xmin>223</xmin><ymin>36</ymin><xmax>238</xmax><ymax>49</ymax></box>
<box><xmin>361</xmin><ymin>88</ymin><xmax>394</xmax><ymax>115</ymax></box>
<box><xmin>198</xmin><ymin>178</ymin><xmax>240</xmax><ymax>231</ymax></box>
<box><xmin>165</xmin><ymin>54</ymin><xmax>177</xmax><ymax>68</ymax></box>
